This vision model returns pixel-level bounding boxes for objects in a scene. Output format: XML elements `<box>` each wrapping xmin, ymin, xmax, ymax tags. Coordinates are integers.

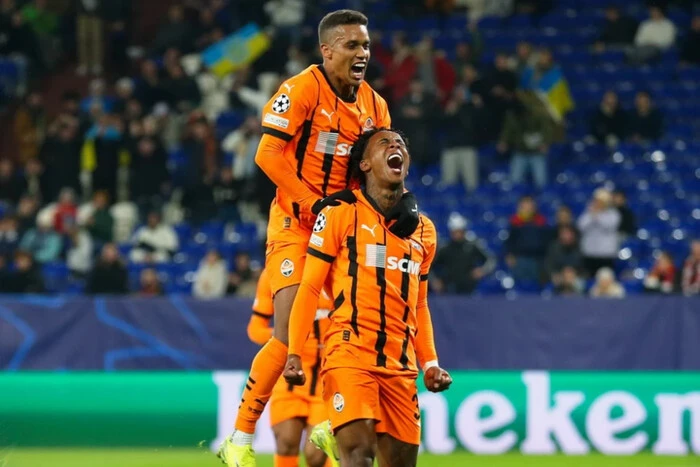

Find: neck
<box><xmin>325</xmin><ymin>65</ymin><xmax>355</xmax><ymax>100</ymax></box>
<box><xmin>365</xmin><ymin>182</ymin><xmax>404</xmax><ymax>215</ymax></box>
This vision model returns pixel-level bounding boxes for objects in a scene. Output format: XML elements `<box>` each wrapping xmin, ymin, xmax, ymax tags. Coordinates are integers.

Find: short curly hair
<box><xmin>347</xmin><ymin>128</ymin><xmax>409</xmax><ymax>187</ymax></box>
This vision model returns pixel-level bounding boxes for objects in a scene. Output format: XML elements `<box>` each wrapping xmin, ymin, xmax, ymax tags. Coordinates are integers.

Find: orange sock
<box><xmin>274</xmin><ymin>454</ymin><xmax>299</xmax><ymax>467</ymax></box>
<box><xmin>322</xmin><ymin>459</ymin><xmax>334</xmax><ymax>467</ymax></box>
<box><xmin>235</xmin><ymin>336</ymin><xmax>288</xmax><ymax>433</ymax></box>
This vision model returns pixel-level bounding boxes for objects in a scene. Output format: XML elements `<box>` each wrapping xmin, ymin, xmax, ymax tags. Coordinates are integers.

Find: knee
<box><xmin>342</xmin><ymin>442</ymin><xmax>374</xmax><ymax>467</ymax></box>
<box><xmin>275</xmin><ymin>432</ymin><xmax>300</xmax><ymax>457</ymax></box>
<box><xmin>303</xmin><ymin>444</ymin><xmax>327</xmax><ymax>467</ymax></box>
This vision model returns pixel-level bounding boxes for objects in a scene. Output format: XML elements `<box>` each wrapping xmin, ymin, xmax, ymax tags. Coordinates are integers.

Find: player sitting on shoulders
<box><xmin>284</xmin><ymin>128</ymin><xmax>452</xmax><ymax>467</ymax></box>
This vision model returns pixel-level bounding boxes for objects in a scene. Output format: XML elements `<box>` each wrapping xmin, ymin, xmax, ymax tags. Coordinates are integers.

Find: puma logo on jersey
<box><xmin>283</xmin><ymin>83</ymin><xmax>295</xmax><ymax>92</ymax></box>
<box><xmin>321</xmin><ymin>108</ymin><xmax>335</xmax><ymax>123</ymax></box>
<box><xmin>361</xmin><ymin>223</ymin><xmax>378</xmax><ymax>237</ymax></box>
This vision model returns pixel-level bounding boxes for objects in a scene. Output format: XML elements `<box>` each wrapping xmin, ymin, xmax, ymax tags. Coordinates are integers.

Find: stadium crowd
<box><xmin>0</xmin><ymin>0</ymin><xmax>699</xmax><ymax>298</ymax></box>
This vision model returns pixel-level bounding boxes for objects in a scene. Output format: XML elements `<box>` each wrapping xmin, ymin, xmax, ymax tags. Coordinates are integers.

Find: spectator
<box><xmin>554</xmin><ymin>205</ymin><xmax>577</xmax><ymax>235</ymax></box>
<box><xmin>40</xmin><ymin>113</ymin><xmax>82</xmax><ymax>202</ymax></box>
<box><xmin>83</xmin><ymin>112</ymin><xmax>124</xmax><ymax>201</ymax></box>
<box><xmin>681</xmin><ymin>240</ymin><xmax>700</xmax><ymax>296</ymax></box>
<box><xmin>498</xmin><ymin>93</ymin><xmax>553</xmax><ymax>189</ymax></box>
<box><xmin>593</xmin><ymin>5</ymin><xmax>639</xmax><ymax>51</ymax></box>
<box><xmin>441</xmin><ymin>88</ymin><xmax>484</xmax><ymax>192</ymax></box>
<box><xmin>394</xmin><ymin>78</ymin><xmax>439</xmax><ymax>168</ymax></box>
<box><xmin>213</xmin><ymin>167</ymin><xmax>243</xmax><ymax>225</ymax></box>
<box><xmin>612</xmin><ymin>189</ymin><xmax>637</xmax><ymax>238</ymax></box>
<box><xmin>627</xmin><ymin>91</ymin><xmax>663</xmax><ymax>142</ymax></box>
<box><xmin>555</xmin><ymin>266</ymin><xmax>585</xmax><ymax>296</ymax></box>
<box><xmin>545</xmin><ymin>225</ymin><xmax>583</xmax><ymax>285</ymax></box>
<box><xmin>505</xmin><ymin>195</ymin><xmax>550</xmax><ymax>283</ymax></box>
<box><xmin>628</xmin><ymin>5</ymin><xmax>676</xmax><ymax>64</ymax></box>
<box><xmin>113</xmin><ymin>77</ymin><xmax>135</xmax><ymax>114</ymax></box>
<box><xmin>413</xmin><ymin>36</ymin><xmax>456</xmax><ymax>108</ymax></box>
<box><xmin>15</xmin><ymin>194</ymin><xmax>39</xmax><ymax>234</ymax></box>
<box><xmin>19</xmin><ymin>214</ymin><xmax>62</xmax><ymax>263</ymax></box>
<box><xmin>86</xmin><ymin>243</ymin><xmax>128</xmax><ymax>294</ymax></box>
<box><xmin>150</xmin><ymin>5</ymin><xmax>194</xmax><ymax>55</ymax></box>
<box><xmin>590</xmin><ymin>267</ymin><xmax>626</xmax><ymax>298</ymax></box>
<box><xmin>679</xmin><ymin>16</ymin><xmax>700</xmax><ymax>66</ymax></box>
<box><xmin>135</xmin><ymin>60</ymin><xmax>167</xmax><ymax>112</ymax></box>
<box><xmin>65</xmin><ymin>224</ymin><xmax>92</xmax><ymax>278</ymax></box>
<box><xmin>193</xmin><ymin>249</ymin><xmax>228</xmax><ymax>299</ymax></box>
<box><xmin>509</xmin><ymin>41</ymin><xmax>536</xmax><ymax>75</ymax></box>
<box><xmin>75</xmin><ymin>0</ymin><xmax>106</xmax><ymax>76</ymax></box>
<box><xmin>162</xmin><ymin>64</ymin><xmax>202</xmax><ymax>113</ymax></box>
<box><xmin>452</xmin><ymin>40</ymin><xmax>480</xmax><ymax>72</ymax></box>
<box><xmin>80</xmin><ymin>78</ymin><xmax>115</xmax><ymax>114</ymax></box>
<box><xmin>519</xmin><ymin>48</ymin><xmax>574</xmax><ymax>123</ymax></box>
<box><xmin>482</xmin><ymin>52</ymin><xmax>518</xmax><ymax>140</ymax></box>
<box><xmin>1</xmin><ymin>10</ymin><xmax>44</xmax><ymax>76</ymax></box>
<box><xmin>21</xmin><ymin>0</ymin><xmax>59</xmax><ymax>68</ymax></box>
<box><xmin>79</xmin><ymin>190</ymin><xmax>114</xmax><ymax>246</ymax></box>
<box><xmin>0</xmin><ymin>159</ymin><xmax>25</xmax><ymax>206</ymax></box>
<box><xmin>0</xmin><ymin>216</ymin><xmax>20</xmax><ymax>260</ymax></box>
<box><xmin>221</xmin><ymin>115</ymin><xmax>261</xmax><ymax>183</ymax></box>
<box><xmin>380</xmin><ymin>32</ymin><xmax>417</xmax><ymax>107</ymax></box>
<box><xmin>432</xmin><ymin>213</ymin><xmax>496</xmax><ymax>295</ymax></box>
<box><xmin>12</xmin><ymin>91</ymin><xmax>46</xmax><ymax>163</ymax></box>
<box><xmin>52</xmin><ymin>188</ymin><xmax>78</xmax><ymax>235</ymax></box>
<box><xmin>138</xmin><ymin>268</ymin><xmax>163</xmax><ymax>296</ymax></box>
<box><xmin>644</xmin><ymin>251</ymin><xmax>676</xmax><ymax>294</ymax></box>
<box><xmin>577</xmin><ymin>188</ymin><xmax>621</xmax><ymax>277</ymax></box>
<box><xmin>227</xmin><ymin>251</ymin><xmax>258</xmax><ymax>297</ymax></box>
<box><xmin>130</xmin><ymin>211</ymin><xmax>178</xmax><ymax>264</ymax></box>
<box><xmin>1</xmin><ymin>250</ymin><xmax>44</xmax><ymax>293</ymax></box>
<box><xmin>263</xmin><ymin>0</ymin><xmax>305</xmax><ymax>49</ymax></box>
<box><xmin>590</xmin><ymin>90</ymin><xmax>627</xmax><ymax>147</ymax></box>
<box><xmin>130</xmin><ymin>136</ymin><xmax>170</xmax><ymax>218</ymax></box>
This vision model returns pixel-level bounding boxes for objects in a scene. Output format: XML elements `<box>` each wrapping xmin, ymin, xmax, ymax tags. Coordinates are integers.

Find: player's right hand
<box><xmin>283</xmin><ymin>354</ymin><xmax>306</xmax><ymax>386</ymax></box>
<box><xmin>424</xmin><ymin>366</ymin><xmax>452</xmax><ymax>393</ymax></box>
<box><xmin>311</xmin><ymin>189</ymin><xmax>357</xmax><ymax>215</ymax></box>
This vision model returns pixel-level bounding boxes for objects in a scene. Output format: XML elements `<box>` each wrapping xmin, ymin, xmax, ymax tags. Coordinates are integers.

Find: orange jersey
<box><xmin>248</xmin><ymin>268</ymin><xmax>332</xmax><ymax>365</ymax></box>
<box><xmin>260</xmin><ymin>65</ymin><xmax>391</xmax><ymax>220</ymax></box>
<box><xmin>290</xmin><ymin>189</ymin><xmax>438</xmax><ymax>376</ymax></box>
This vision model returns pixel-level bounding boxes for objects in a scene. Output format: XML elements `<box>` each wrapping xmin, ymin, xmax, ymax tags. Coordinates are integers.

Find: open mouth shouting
<box><xmin>387</xmin><ymin>152</ymin><xmax>404</xmax><ymax>174</ymax></box>
<box><xmin>350</xmin><ymin>61</ymin><xmax>366</xmax><ymax>81</ymax></box>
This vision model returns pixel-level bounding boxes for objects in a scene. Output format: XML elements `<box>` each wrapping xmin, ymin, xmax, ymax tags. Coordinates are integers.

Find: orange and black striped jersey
<box><xmin>289</xmin><ymin>189</ymin><xmax>439</xmax><ymax>376</ymax></box>
<box><xmin>260</xmin><ymin>65</ymin><xmax>391</xmax><ymax>219</ymax></box>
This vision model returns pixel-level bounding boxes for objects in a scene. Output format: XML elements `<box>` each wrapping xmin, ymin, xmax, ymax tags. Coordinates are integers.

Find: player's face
<box><xmin>323</xmin><ymin>24</ymin><xmax>370</xmax><ymax>86</ymax></box>
<box><xmin>361</xmin><ymin>130</ymin><xmax>410</xmax><ymax>187</ymax></box>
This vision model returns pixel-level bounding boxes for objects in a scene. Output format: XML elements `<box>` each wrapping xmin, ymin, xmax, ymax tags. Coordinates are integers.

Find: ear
<box><xmin>359</xmin><ymin>159</ymin><xmax>370</xmax><ymax>173</ymax></box>
<box><xmin>320</xmin><ymin>43</ymin><xmax>332</xmax><ymax>60</ymax></box>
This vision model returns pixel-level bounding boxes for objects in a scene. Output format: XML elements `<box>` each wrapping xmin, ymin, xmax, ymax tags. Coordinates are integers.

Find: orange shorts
<box><xmin>322</xmin><ymin>367</ymin><xmax>421</xmax><ymax>446</ymax></box>
<box><xmin>269</xmin><ymin>364</ymin><xmax>326</xmax><ymax>427</ymax></box>
<box><xmin>265</xmin><ymin>202</ymin><xmax>313</xmax><ymax>296</ymax></box>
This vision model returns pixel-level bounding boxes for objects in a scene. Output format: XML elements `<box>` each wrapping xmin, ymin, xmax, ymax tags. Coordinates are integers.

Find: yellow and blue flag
<box><xmin>202</xmin><ymin>23</ymin><xmax>271</xmax><ymax>77</ymax></box>
<box><xmin>520</xmin><ymin>65</ymin><xmax>575</xmax><ymax>122</ymax></box>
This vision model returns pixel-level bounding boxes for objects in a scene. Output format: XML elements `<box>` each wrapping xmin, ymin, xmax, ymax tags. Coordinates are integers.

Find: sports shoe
<box><xmin>309</xmin><ymin>420</ymin><xmax>340</xmax><ymax>466</ymax></box>
<box><xmin>217</xmin><ymin>435</ymin><xmax>256</xmax><ymax>467</ymax></box>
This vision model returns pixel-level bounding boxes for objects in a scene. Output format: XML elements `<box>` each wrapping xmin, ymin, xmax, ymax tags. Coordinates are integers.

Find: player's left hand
<box><xmin>283</xmin><ymin>354</ymin><xmax>306</xmax><ymax>386</ymax></box>
<box><xmin>386</xmin><ymin>192</ymin><xmax>420</xmax><ymax>238</ymax></box>
<box><xmin>424</xmin><ymin>366</ymin><xmax>452</xmax><ymax>393</ymax></box>
<box><xmin>311</xmin><ymin>189</ymin><xmax>357</xmax><ymax>215</ymax></box>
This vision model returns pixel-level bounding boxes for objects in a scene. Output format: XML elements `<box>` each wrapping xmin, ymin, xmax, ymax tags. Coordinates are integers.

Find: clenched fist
<box><xmin>423</xmin><ymin>366</ymin><xmax>452</xmax><ymax>393</ymax></box>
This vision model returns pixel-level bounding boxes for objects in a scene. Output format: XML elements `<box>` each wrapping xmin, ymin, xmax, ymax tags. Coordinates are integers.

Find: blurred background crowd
<box><xmin>0</xmin><ymin>0</ymin><xmax>699</xmax><ymax>299</ymax></box>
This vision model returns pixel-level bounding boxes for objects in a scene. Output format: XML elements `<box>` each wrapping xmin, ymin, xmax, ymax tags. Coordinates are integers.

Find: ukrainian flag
<box><xmin>520</xmin><ymin>65</ymin><xmax>575</xmax><ymax>122</ymax></box>
<box><xmin>202</xmin><ymin>23</ymin><xmax>271</xmax><ymax>77</ymax></box>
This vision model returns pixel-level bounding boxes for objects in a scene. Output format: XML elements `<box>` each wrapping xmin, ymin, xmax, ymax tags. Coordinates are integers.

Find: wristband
<box><xmin>423</xmin><ymin>360</ymin><xmax>438</xmax><ymax>372</ymax></box>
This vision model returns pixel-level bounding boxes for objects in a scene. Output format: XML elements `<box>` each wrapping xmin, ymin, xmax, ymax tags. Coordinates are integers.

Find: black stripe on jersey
<box><xmin>371</xmin><ymin>91</ymin><xmax>378</xmax><ymax>123</ymax></box>
<box><xmin>398</xmin><ymin>251</ymin><xmax>412</xmax><ymax>369</ymax></box>
<box><xmin>374</xmin><ymin>228</ymin><xmax>389</xmax><ymax>368</ymax></box>
<box><xmin>292</xmin><ymin>202</ymin><xmax>300</xmax><ymax>220</ymax></box>
<box><xmin>252</xmin><ymin>311</ymin><xmax>273</xmax><ymax>319</ymax></box>
<box><xmin>420</xmin><ymin>274</ymin><xmax>429</xmax><ymax>281</ymax></box>
<box><xmin>261</xmin><ymin>127</ymin><xmax>293</xmax><ymax>141</ymax></box>
<box><xmin>309</xmin><ymin>320</ymin><xmax>321</xmax><ymax>396</ymax></box>
<box><xmin>333</xmin><ymin>291</ymin><xmax>345</xmax><ymax>309</ymax></box>
<box><xmin>308</xmin><ymin>247</ymin><xmax>335</xmax><ymax>263</ymax></box>
<box><xmin>348</xmin><ymin>209</ymin><xmax>360</xmax><ymax>335</ymax></box>
<box><xmin>295</xmin><ymin>119</ymin><xmax>314</xmax><ymax>178</ymax></box>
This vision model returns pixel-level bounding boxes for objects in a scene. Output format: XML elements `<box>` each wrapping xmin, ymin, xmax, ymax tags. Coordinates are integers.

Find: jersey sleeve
<box><xmin>306</xmin><ymin>205</ymin><xmax>351</xmax><ymax>265</ymax></box>
<box><xmin>418</xmin><ymin>215</ymin><xmax>438</xmax><ymax>281</ymax></box>
<box><xmin>375</xmin><ymin>91</ymin><xmax>392</xmax><ymax>128</ymax></box>
<box><xmin>260</xmin><ymin>75</ymin><xmax>315</xmax><ymax>142</ymax></box>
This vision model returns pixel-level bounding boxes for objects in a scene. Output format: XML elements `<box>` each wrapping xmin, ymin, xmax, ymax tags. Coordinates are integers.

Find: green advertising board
<box><xmin>0</xmin><ymin>371</ymin><xmax>698</xmax><ymax>456</ymax></box>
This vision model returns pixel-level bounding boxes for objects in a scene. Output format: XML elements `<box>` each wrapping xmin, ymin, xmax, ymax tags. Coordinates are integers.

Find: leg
<box><xmin>305</xmin><ymin>396</ymin><xmax>331</xmax><ymax>467</ymax></box>
<box><xmin>376</xmin><ymin>434</ymin><xmax>419</xmax><ymax>467</ymax></box>
<box><xmin>510</xmin><ymin>153</ymin><xmax>527</xmax><ymax>185</ymax></box>
<box><xmin>440</xmin><ymin>148</ymin><xmax>459</xmax><ymax>186</ymax></box>
<box><xmin>303</xmin><ymin>427</ymin><xmax>329</xmax><ymax>467</ymax></box>
<box><xmin>531</xmin><ymin>154</ymin><xmax>547</xmax><ymax>189</ymax></box>
<box><xmin>77</xmin><ymin>15</ymin><xmax>89</xmax><ymax>72</ymax></box>
<box><xmin>91</xmin><ymin>17</ymin><xmax>103</xmax><ymax>73</ymax></box>
<box><xmin>462</xmin><ymin>147</ymin><xmax>479</xmax><ymax>192</ymax></box>
<box><xmin>335</xmin><ymin>420</ymin><xmax>377</xmax><ymax>467</ymax></box>
<box><xmin>272</xmin><ymin>418</ymin><xmax>305</xmax><ymax>467</ymax></box>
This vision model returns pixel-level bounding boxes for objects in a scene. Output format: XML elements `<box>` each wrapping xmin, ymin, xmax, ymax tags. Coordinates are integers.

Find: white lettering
<box><xmin>386</xmin><ymin>256</ymin><xmax>420</xmax><ymax>276</ymax></box>
<box><xmin>521</xmin><ymin>371</ymin><xmax>589</xmax><ymax>454</ymax></box>
<box><xmin>586</xmin><ymin>391</ymin><xmax>648</xmax><ymax>454</ymax></box>
<box><xmin>456</xmin><ymin>390</ymin><xmax>517</xmax><ymax>454</ymax></box>
<box><xmin>263</xmin><ymin>113</ymin><xmax>289</xmax><ymax>129</ymax></box>
<box><xmin>419</xmin><ymin>392</ymin><xmax>456</xmax><ymax>454</ymax></box>
<box><xmin>336</xmin><ymin>143</ymin><xmax>353</xmax><ymax>156</ymax></box>
<box><xmin>211</xmin><ymin>371</ymin><xmax>275</xmax><ymax>453</ymax></box>
<box><xmin>653</xmin><ymin>393</ymin><xmax>700</xmax><ymax>455</ymax></box>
